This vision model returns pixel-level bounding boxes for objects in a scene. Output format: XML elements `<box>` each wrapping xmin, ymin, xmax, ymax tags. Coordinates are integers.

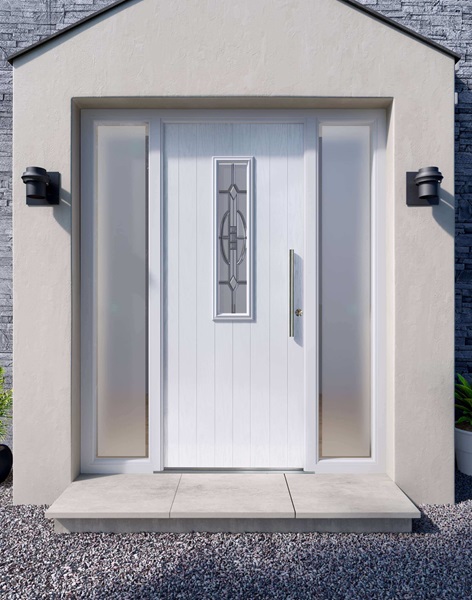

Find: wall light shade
<box><xmin>406</xmin><ymin>166</ymin><xmax>443</xmax><ymax>206</ymax></box>
<box><xmin>21</xmin><ymin>166</ymin><xmax>60</xmax><ymax>205</ymax></box>
<box><xmin>415</xmin><ymin>166</ymin><xmax>443</xmax><ymax>201</ymax></box>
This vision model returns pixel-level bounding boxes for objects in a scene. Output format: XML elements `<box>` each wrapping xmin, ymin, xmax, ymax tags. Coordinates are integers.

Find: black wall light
<box><xmin>406</xmin><ymin>166</ymin><xmax>443</xmax><ymax>206</ymax></box>
<box><xmin>21</xmin><ymin>166</ymin><xmax>60</xmax><ymax>205</ymax></box>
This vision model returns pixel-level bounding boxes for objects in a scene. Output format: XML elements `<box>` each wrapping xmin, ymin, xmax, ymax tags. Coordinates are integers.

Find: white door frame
<box><xmin>80</xmin><ymin>108</ymin><xmax>386</xmax><ymax>474</ymax></box>
<box><xmin>80</xmin><ymin>109</ymin><xmax>162</xmax><ymax>473</ymax></box>
<box><xmin>311</xmin><ymin>110</ymin><xmax>387</xmax><ymax>474</ymax></box>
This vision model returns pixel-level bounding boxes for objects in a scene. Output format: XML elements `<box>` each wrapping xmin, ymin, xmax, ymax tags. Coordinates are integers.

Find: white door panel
<box><xmin>164</xmin><ymin>122</ymin><xmax>305</xmax><ymax>468</ymax></box>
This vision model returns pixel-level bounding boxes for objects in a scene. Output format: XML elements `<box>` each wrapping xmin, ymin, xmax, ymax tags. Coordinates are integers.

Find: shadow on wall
<box><xmin>433</xmin><ymin>187</ymin><xmax>455</xmax><ymax>238</ymax></box>
<box><xmin>53</xmin><ymin>187</ymin><xmax>72</xmax><ymax>233</ymax></box>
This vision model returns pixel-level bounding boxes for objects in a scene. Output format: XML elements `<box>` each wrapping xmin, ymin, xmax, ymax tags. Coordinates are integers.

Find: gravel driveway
<box><xmin>0</xmin><ymin>472</ymin><xmax>471</xmax><ymax>599</ymax></box>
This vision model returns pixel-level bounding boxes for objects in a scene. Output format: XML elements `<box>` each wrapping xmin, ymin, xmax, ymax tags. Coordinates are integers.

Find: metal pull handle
<box><xmin>289</xmin><ymin>249</ymin><xmax>294</xmax><ymax>337</ymax></box>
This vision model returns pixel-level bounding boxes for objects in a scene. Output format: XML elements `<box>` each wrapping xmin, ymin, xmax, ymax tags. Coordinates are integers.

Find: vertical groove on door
<box><xmin>287</xmin><ymin>124</ymin><xmax>305</xmax><ymax>467</ymax></box>
<box><xmin>232</xmin><ymin>124</ymin><xmax>252</xmax><ymax>467</ymax></box>
<box><xmin>250</xmin><ymin>124</ymin><xmax>271</xmax><ymax>467</ymax></box>
<box><xmin>269</xmin><ymin>124</ymin><xmax>289</xmax><ymax>467</ymax></box>
<box><xmin>213</xmin><ymin>124</ymin><xmax>234</xmax><ymax>467</ymax></box>
<box><xmin>286</xmin><ymin>131</ymin><xmax>290</xmax><ymax>464</ymax></box>
<box><xmin>196</xmin><ymin>124</ymin><xmax>216</xmax><ymax>467</ymax></box>
<box><xmin>178</xmin><ymin>124</ymin><xmax>198</xmax><ymax>467</ymax></box>
<box><xmin>165</xmin><ymin>124</ymin><xmax>180</xmax><ymax>467</ymax></box>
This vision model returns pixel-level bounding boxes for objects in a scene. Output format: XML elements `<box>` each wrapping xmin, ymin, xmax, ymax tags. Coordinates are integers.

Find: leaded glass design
<box><xmin>214</xmin><ymin>158</ymin><xmax>253</xmax><ymax>320</ymax></box>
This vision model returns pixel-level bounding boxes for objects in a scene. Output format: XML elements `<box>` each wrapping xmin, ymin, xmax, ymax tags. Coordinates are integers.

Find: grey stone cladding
<box><xmin>0</xmin><ymin>0</ymin><xmax>470</xmax><ymax>399</ymax></box>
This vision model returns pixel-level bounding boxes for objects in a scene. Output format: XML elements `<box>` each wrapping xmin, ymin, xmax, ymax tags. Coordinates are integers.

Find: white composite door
<box><xmin>163</xmin><ymin>122</ymin><xmax>305</xmax><ymax>468</ymax></box>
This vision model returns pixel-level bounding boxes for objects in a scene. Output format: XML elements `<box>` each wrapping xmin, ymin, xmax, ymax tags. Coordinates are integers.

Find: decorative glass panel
<box><xmin>214</xmin><ymin>158</ymin><xmax>253</xmax><ymax>320</ymax></box>
<box><xmin>96</xmin><ymin>124</ymin><xmax>148</xmax><ymax>458</ymax></box>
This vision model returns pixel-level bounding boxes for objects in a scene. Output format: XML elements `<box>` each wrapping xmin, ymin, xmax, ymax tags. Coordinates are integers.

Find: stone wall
<box><xmin>0</xmin><ymin>0</ymin><xmax>470</xmax><ymax>408</ymax></box>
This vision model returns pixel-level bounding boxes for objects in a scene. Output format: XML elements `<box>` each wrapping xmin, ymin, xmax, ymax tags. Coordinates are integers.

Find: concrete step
<box><xmin>46</xmin><ymin>473</ymin><xmax>420</xmax><ymax>533</ymax></box>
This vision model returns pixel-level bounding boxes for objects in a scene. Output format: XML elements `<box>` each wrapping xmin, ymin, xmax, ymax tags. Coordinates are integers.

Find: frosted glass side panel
<box><xmin>319</xmin><ymin>125</ymin><xmax>371</xmax><ymax>458</ymax></box>
<box><xmin>96</xmin><ymin>125</ymin><xmax>148</xmax><ymax>458</ymax></box>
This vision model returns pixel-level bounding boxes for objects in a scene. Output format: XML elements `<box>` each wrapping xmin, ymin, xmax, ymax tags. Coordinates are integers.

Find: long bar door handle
<box><xmin>289</xmin><ymin>249</ymin><xmax>294</xmax><ymax>337</ymax></box>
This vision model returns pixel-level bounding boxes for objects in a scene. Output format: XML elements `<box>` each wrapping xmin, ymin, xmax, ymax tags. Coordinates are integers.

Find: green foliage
<box><xmin>0</xmin><ymin>367</ymin><xmax>12</xmax><ymax>443</ymax></box>
<box><xmin>455</xmin><ymin>373</ymin><xmax>472</xmax><ymax>429</ymax></box>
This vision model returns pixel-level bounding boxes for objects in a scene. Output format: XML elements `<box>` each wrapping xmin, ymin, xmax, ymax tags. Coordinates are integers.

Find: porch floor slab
<box><xmin>170</xmin><ymin>473</ymin><xmax>294</xmax><ymax>519</ymax></box>
<box><xmin>46</xmin><ymin>473</ymin><xmax>420</xmax><ymax>533</ymax></box>
<box><xmin>44</xmin><ymin>473</ymin><xmax>181</xmax><ymax>519</ymax></box>
<box><xmin>286</xmin><ymin>473</ymin><xmax>420</xmax><ymax>519</ymax></box>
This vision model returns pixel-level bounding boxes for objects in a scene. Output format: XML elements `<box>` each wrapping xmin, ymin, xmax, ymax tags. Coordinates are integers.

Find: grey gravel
<box><xmin>0</xmin><ymin>472</ymin><xmax>471</xmax><ymax>599</ymax></box>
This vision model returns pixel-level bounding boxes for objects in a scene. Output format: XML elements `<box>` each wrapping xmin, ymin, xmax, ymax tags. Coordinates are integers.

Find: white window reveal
<box><xmin>213</xmin><ymin>157</ymin><xmax>253</xmax><ymax>320</ymax></box>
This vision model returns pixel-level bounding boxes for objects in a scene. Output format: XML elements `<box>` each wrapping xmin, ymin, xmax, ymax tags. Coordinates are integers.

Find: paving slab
<box><xmin>46</xmin><ymin>474</ymin><xmax>181</xmax><ymax>519</ymax></box>
<box><xmin>170</xmin><ymin>473</ymin><xmax>294</xmax><ymax>519</ymax></box>
<box><xmin>286</xmin><ymin>473</ymin><xmax>420</xmax><ymax>519</ymax></box>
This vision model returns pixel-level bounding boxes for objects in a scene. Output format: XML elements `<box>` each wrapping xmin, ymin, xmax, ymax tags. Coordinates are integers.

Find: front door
<box><xmin>163</xmin><ymin>122</ymin><xmax>305</xmax><ymax>468</ymax></box>
<box><xmin>81</xmin><ymin>109</ymin><xmax>385</xmax><ymax>475</ymax></box>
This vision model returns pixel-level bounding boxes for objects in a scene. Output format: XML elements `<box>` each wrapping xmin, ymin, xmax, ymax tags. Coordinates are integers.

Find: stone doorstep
<box><xmin>45</xmin><ymin>473</ymin><xmax>420</xmax><ymax>534</ymax></box>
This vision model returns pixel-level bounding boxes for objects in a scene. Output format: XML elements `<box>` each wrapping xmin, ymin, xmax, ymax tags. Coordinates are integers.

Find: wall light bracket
<box><xmin>21</xmin><ymin>167</ymin><xmax>60</xmax><ymax>206</ymax></box>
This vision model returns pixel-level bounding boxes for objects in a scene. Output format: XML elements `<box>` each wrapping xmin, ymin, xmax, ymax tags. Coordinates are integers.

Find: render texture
<box><xmin>9</xmin><ymin>0</ymin><xmax>455</xmax><ymax>506</ymax></box>
<box><xmin>0</xmin><ymin>2</ymin><xmax>468</xmax><ymax>448</ymax></box>
<box><xmin>0</xmin><ymin>0</ymin><xmax>468</xmax><ymax>381</ymax></box>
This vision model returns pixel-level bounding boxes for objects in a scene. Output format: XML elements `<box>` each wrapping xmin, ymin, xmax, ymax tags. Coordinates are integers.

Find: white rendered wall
<box><xmin>12</xmin><ymin>0</ymin><xmax>455</xmax><ymax>504</ymax></box>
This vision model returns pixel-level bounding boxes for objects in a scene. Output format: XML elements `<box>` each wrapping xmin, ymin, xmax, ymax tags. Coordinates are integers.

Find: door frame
<box><xmin>80</xmin><ymin>108</ymin><xmax>386</xmax><ymax>474</ymax></box>
<box><xmin>312</xmin><ymin>111</ymin><xmax>387</xmax><ymax>473</ymax></box>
